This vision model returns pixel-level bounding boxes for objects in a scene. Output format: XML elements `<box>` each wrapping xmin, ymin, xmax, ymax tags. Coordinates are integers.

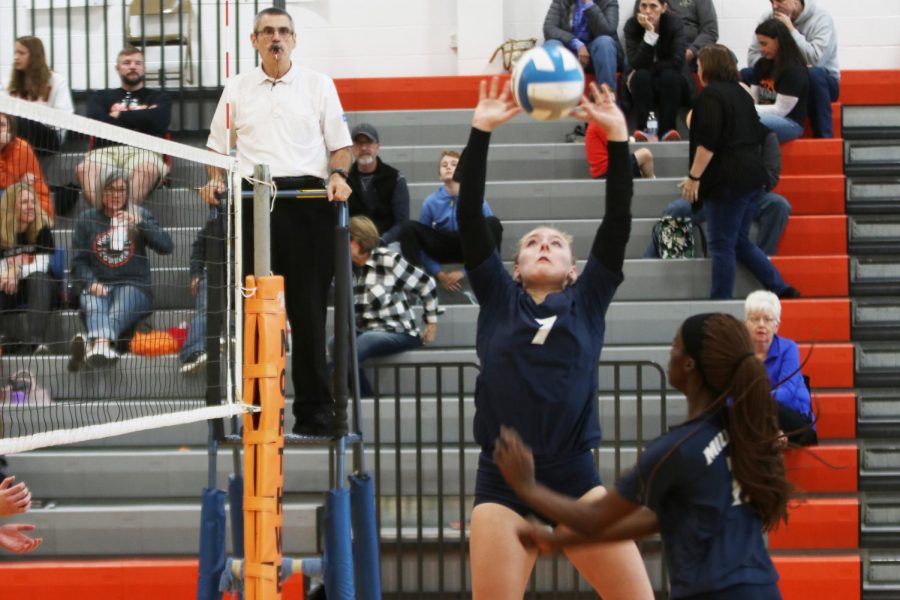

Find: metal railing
<box><xmin>2</xmin><ymin>0</ymin><xmax>264</xmax><ymax>110</ymax></box>
<box><xmin>360</xmin><ymin>359</ymin><xmax>671</xmax><ymax>599</ymax></box>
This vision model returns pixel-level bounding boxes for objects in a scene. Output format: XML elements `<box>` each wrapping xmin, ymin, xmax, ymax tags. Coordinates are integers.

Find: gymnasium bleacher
<box><xmin>3</xmin><ymin>69</ymin><xmax>900</xmax><ymax>599</ymax></box>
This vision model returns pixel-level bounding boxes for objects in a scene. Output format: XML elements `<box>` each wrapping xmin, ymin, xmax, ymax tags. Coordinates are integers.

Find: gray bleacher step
<box><xmin>4</xmin><ymin>500</ymin><xmax>668</xmax><ymax>593</ymax></box>
<box><xmin>849</xmin><ymin>216</ymin><xmax>900</xmax><ymax>255</ymax></box>
<box><xmin>11</xmin><ymin>446</ymin><xmax>640</xmax><ymax>502</ymax></box>
<box><xmin>850</xmin><ymin>256</ymin><xmax>900</xmax><ymax>296</ymax></box>
<box><xmin>847</xmin><ymin>178</ymin><xmax>900</xmax><ymax>216</ymax></box>
<box><xmin>378</xmin><ymin>141</ymin><xmax>687</xmax><ymax>183</ymax></box>
<box><xmin>1</xmin><ymin>497</ymin><xmax>319</xmax><ymax>556</ymax></box>
<box><xmin>853</xmin><ymin>299</ymin><xmax>900</xmax><ymax>342</ymax></box>
<box><xmin>864</xmin><ymin>552</ymin><xmax>900</xmax><ymax>599</ymax></box>
<box><xmin>855</xmin><ymin>343</ymin><xmax>900</xmax><ymax>388</ymax></box>
<box><xmin>862</xmin><ymin>494</ymin><xmax>900</xmax><ymax>547</ymax></box>
<box><xmin>41</xmin><ymin>140</ymin><xmax>687</xmax><ymax>189</ymax></box>
<box><xmin>843</xmin><ymin>106</ymin><xmax>900</xmax><ymax>141</ymax></box>
<box><xmin>846</xmin><ymin>141</ymin><xmax>900</xmax><ymax>177</ymax></box>
<box><xmin>408</xmin><ymin>177</ymin><xmax>689</xmax><ymax>221</ymax></box>
<box><xmin>346</xmin><ymin>109</ymin><xmax>578</xmax><ymax>146</ymax></box>
<box><xmin>858</xmin><ymin>389</ymin><xmax>900</xmax><ymax>437</ymax></box>
<box><xmin>860</xmin><ymin>441</ymin><xmax>900</xmax><ymax>491</ymax></box>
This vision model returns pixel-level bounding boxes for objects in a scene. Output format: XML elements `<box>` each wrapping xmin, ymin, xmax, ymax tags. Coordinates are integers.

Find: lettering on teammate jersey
<box><xmin>531</xmin><ymin>316</ymin><xmax>558</xmax><ymax>345</ymax></box>
<box><xmin>702</xmin><ymin>430</ymin><xmax>728</xmax><ymax>466</ymax></box>
<box><xmin>726</xmin><ymin>457</ymin><xmax>745</xmax><ymax>506</ymax></box>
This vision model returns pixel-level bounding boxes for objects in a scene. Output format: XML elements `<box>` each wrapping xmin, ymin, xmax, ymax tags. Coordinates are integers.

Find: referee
<box><xmin>203</xmin><ymin>7</ymin><xmax>353</xmax><ymax>437</ymax></box>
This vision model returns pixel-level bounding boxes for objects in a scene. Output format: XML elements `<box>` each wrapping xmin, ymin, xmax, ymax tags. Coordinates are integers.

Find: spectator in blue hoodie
<box><xmin>69</xmin><ymin>169</ymin><xmax>173</xmax><ymax>369</ymax></box>
<box><xmin>398</xmin><ymin>150</ymin><xmax>502</xmax><ymax>291</ymax></box>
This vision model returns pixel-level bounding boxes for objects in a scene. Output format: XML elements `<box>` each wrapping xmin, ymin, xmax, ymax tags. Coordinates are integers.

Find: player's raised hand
<box><xmin>572</xmin><ymin>82</ymin><xmax>628</xmax><ymax>142</ymax></box>
<box><xmin>472</xmin><ymin>77</ymin><xmax>522</xmax><ymax>133</ymax></box>
<box><xmin>494</xmin><ymin>426</ymin><xmax>536</xmax><ymax>493</ymax></box>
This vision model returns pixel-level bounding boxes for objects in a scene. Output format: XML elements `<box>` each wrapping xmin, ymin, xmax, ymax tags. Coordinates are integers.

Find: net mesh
<box><xmin>0</xmin><ymin>94</ymin><xmax>247</xmax><ymax>454</ymax></box>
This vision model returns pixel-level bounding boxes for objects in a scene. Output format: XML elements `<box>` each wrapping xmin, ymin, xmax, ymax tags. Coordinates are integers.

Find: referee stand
<box><xmin>200</xmin><ymin>166</ymin><xmax>382</xmax><ymax>600</ymax></box>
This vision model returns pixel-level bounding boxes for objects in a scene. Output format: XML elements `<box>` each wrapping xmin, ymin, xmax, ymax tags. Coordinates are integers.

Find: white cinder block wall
<box><xmin>0</xmin><ymin>0</ymin><xmax>898</xmax><ymax>89</ymax></box>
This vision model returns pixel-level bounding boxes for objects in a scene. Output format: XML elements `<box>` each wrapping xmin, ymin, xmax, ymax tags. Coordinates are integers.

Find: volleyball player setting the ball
<box><xmin>496</xmin><ymin>313</ymin><xmax>790</xmax><ymax>599</ymax></box>
<box><xmin>459</xmin><ymin>78</ymin><xmax>653</xmax><ymax>599</ymax></box>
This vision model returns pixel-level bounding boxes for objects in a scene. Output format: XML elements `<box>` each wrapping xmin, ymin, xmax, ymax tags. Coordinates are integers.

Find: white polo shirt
<box><xmin>207</xmin><ymin>63</ymin><xmax>352</xmax><ymax>178</ymax></box>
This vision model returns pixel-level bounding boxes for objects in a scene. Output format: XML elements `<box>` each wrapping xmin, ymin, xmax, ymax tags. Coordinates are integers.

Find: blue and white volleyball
<box><xmin>511</xmin><ymin>44</ymin><xmax>585</xmax><ymax>121</ymax></box>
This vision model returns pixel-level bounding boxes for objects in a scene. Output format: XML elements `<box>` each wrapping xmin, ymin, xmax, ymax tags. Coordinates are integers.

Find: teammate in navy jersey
<box><xmin>495</xmin><ymin>312</ymin><xmax>791</xmax><ymax>600</ymax></box>
<box><xmin>459</xmin><ymin>78</ymin><xmax>653</xmax><ymax>599</ymax></box>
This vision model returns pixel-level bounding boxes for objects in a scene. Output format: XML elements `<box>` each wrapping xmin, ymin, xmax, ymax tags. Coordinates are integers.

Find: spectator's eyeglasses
<box><xmin>103</xmin><ymin>186</ymin><xmax>128</xmax><ymax>195</ymax></box>
<box><xmin>747</xmin><ymin>314</ymin><xmax>778</xmax><ymax>326</ymax></box>
<box><xmin>256</xmin><ymin>27</ymin><xmax>293</xmax><ymax>38</ymax></box>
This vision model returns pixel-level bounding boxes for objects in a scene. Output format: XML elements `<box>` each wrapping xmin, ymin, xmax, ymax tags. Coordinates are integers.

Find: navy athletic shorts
<box><xmin>680</xmin><ymin>582</ymin><xmax>782</xmax><ymax>600</ymax></box>
<box><xmin>474</xmin><ymin>449</ymin><xmax>602</xmax><ymax>524</ymax></box>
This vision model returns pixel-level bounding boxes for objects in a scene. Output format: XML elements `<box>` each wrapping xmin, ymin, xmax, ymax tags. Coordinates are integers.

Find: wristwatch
<box><xmin>329</xmin><ymin>168</ymin><xmax>349</xmax><ymax>181</ymax></box>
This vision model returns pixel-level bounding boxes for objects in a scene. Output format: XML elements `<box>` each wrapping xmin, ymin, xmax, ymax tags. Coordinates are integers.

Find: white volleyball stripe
<box><xmin>530</xmin><ymin>48</ymin><xmax>557</xmax><ymax>72</ymax></box>
<box><xmin>527</xmin><ymin>81</ymin><xmax>585</xmax><ymax>102</ymax></box>
<box><xmin>559</xmin><ymin>50</ymin><xmax>581</xmax><ymax>71</ymax></box>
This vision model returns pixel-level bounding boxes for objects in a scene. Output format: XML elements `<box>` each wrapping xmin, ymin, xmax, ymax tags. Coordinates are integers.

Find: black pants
<box><xmin>0</xmin><ymin>271</ymin><xmax>54</xmax><ymax>346</ymax></box>
<box><xmin>242</xmin><ymin>176</ymin><xmax>336</xmax><ymax>421</ymax></box>
<box><xmin>398</xmin><ymin>216</ymin><xmax>503</xmax><ymax>270</ymax></box>
<box><xmin>629</xmin><ymin>68</ymin><xmax>686</xmax><ymax>134</ymax></box>
<box><xmin>778</xmin><ymin>403</ymin><xmax>818</xmax><ymax>446</ymax></box>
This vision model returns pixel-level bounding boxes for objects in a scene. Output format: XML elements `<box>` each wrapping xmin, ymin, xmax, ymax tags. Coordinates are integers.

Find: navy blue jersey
<box><xmin>617</xmin><ymin>414</ymin><xmax>779</xmax><ymax>599</ymax></box>
<box><xmin>467</xmin><ymin>251</ymin><xmax>621</xmax><ymax>458</ymax></box>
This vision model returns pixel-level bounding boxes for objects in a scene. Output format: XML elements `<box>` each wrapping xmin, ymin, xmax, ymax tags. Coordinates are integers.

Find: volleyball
<box><xmin>511</xmin><ymin>43</ymin><xmax>586</xmax><ymax>121</ymax></box>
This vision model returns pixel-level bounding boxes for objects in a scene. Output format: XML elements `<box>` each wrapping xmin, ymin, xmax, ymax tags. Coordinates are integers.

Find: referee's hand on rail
<box><xmin>327</xmin><ymin>171</ymin><xmax>352</xmax><ymax>202</ymax></box>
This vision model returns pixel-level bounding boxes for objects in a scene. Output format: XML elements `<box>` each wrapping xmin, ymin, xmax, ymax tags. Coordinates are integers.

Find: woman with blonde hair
<box><xmin>458</xmin><ymin>78</ymin><xmax>653</xmax><ymax>599</ymax></box>
<box><xmin>5</xmin><ymin>36</ymin><xmax>74</xmax><ymax>154</ymax></box>
<box><xmin>0</xmin><ymin>182</ymin><xmax>55</xmax><ymax>354</ymax></box>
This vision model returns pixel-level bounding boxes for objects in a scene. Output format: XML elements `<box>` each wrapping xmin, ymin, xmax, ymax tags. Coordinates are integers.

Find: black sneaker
<box><xmin>180</xmin><ymin>351</ymin><xmax>208</xmax><ymax>374</ymax></box>
<box><xmin>292</xmin><ymin>411</ymin><xmax>337</xmax><ymax>438</ymax></box>
<box><xmin>68</xmin><ymin>334</ymin><xmax>86</xmax><ymax>372</ymax></box>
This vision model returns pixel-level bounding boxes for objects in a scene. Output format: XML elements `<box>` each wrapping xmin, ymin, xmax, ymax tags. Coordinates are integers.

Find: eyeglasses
<box><xmin>256</xmin><ymin>26</ymin><xmax>293</xmax><ymax>38</ymax></box>
<box><xmin>746</xmin><ymin>314</ymin><xmax>778</xmax><ymax>326</ymax></box>
<box><xmin>103</xmin><ymin>187</ymin><xmax>128</xmax><ymax>195</ymax></box>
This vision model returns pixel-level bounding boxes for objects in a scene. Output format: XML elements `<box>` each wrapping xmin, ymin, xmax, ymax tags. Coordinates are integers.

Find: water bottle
<box><xmin>110</xmin><ymin>213</ymin><xmax>128</xmax><ymax>251</ymax></box>
<box><xmin>646</xmin><ymin>111</ymin><xmax>658</xmax><ymax>142</ymax></box>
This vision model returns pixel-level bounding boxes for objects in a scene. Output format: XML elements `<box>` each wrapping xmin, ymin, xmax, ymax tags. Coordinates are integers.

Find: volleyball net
<box><xmin>0</xmin><ymin>94</ymin><xmax>250</xmax><ymax>454</ymax></box>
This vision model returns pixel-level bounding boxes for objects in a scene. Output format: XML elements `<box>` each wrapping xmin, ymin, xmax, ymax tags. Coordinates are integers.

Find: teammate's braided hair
<box><xmin>694</xmin><ymin>313</ymin><xmax>791</xmax><ymax>531</ymax></box>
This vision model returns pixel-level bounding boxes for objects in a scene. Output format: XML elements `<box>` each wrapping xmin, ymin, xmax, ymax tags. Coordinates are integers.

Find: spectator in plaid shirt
<box><xmin>329</xmin><ymin>215</ymin><xmax>439</xmax><ymax>397</ymax></box>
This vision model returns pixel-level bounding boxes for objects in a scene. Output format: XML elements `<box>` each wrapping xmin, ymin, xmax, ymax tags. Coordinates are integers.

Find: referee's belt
<box><xmin>241</xmin><ymin>175</ymin><xmax>325</xmax><ymax>191</ymax></box>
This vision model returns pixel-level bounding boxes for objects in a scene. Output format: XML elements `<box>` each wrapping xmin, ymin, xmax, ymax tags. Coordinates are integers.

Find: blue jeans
<box><xmin>587</xmin><ymin>35</ymin><xmax>618</xmax><ymax>90</ymax></box>
<box><xmin>808</xmin><ymin>66</ymin><xmax>840</xmax><ymax>138</ymax></box>
<box><xmin>759</xmin><ymin>113</ymin><xmax>804</xmax><ymax>144</ymax></box>
<box><xmin>705</xmin><ymin>188</ymin><xmax>788</xmax><ymax>299</ymax></box>
<box><xmin>644</xmin><ymin>193</ymin><xmax>792</xmax><ymax>257</ymax></box>
<box><xmin>328</xmin><ymin>330</ymin><xmax>422</xmax><ymax>396</ymax></box>
<box><xmin>180</xmin><ymin>275</ymin><xmax>207</xmax><ymax>362</ymax></box>
<box><xmin>81</xmin><ymin>284</ymin><xmax>152</xmax><ymax>341</ymax></box>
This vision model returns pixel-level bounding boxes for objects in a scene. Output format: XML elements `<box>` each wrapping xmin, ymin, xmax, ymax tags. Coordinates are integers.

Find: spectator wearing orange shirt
<box><xmin>584</xmin><ymin>122</ymin><xmax>654</xmax><ymax>179</ymax></box>
<box><xmin>0</xmin><ymin>113</ymin><xmax>52</xmax><ymax>221</ymax></box>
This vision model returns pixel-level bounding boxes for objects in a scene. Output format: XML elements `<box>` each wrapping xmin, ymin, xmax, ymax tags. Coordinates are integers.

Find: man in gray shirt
<box><xmin>746</xmin><ymin>0</ymin><xmax>840</xmax><ymax>138</ymax></box>
<box><xmin>544</xmin><ymin>0</ymin><xmax>624</xmax><ymax>91</ymax></box>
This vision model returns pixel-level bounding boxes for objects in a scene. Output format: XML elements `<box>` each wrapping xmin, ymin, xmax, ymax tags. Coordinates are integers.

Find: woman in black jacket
<box><xmin>623</xmin><ymin>0</ymin><xmax>687</xmax><ymax>140</ymax></box>
<box><xmin>680</xmin><ymin>45</ymin><xmax>798</xmax><ymax>300</ymax></box>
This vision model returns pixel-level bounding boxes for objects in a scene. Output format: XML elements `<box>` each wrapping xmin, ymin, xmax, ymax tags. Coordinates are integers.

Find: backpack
<box><xmin>651</xmin><ymin>216</ymin><xmax>707</xmax><ymax>259</ymax></box>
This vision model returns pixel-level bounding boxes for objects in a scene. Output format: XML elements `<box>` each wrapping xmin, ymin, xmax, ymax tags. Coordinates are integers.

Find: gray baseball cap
<box><xmin>351</xmin><ymin>123</ymin><xmax>380</xmax><ymax>143</ymax></box>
